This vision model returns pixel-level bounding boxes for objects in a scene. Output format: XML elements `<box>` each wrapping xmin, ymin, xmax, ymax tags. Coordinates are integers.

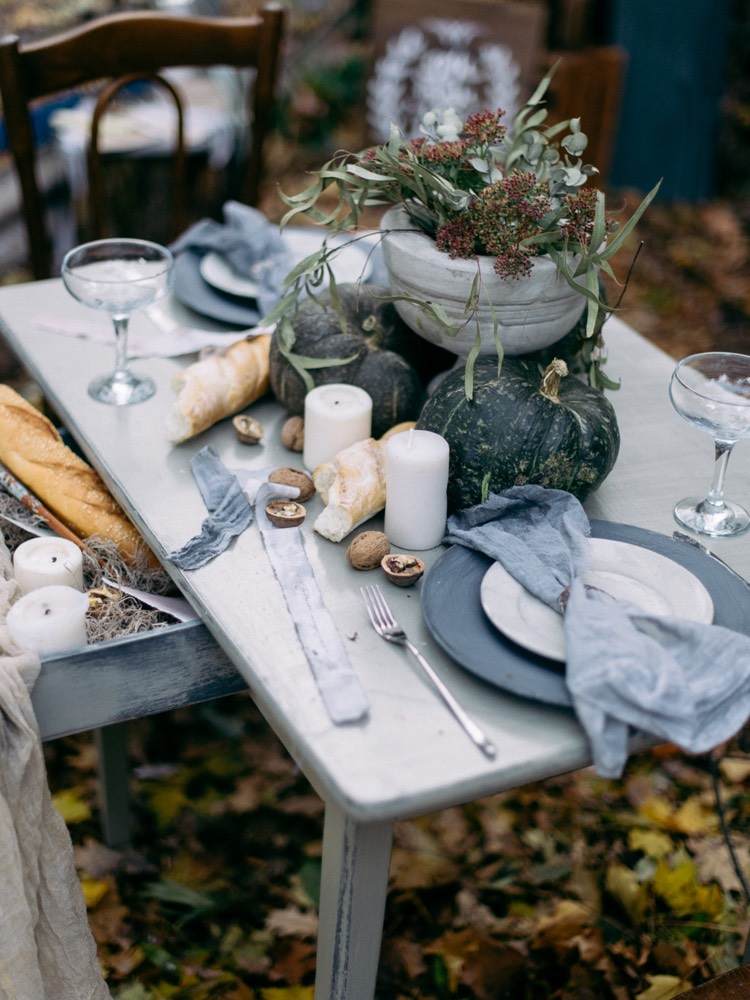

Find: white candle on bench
<box><xmin>385</xmin><ymin>428</ymin><xmax>449</xmax><ymax>550</ymax></box>
<box><xmin>7</xmin><ymin>585</ymin><xmax>89</xmax><ymax>656</ymax></box>
<box><xmin>303</xmin><ymin>384</ymin><xmax>372</xmax><ymax>471</ymax></box>
<box><xmin>13</xmin><ymin>537</ymin><xmax>84</xmax><ymax>594</ymax></box>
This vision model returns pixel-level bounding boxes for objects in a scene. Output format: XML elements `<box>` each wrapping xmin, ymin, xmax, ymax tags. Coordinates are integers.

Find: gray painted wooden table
<box><xmin>2</xmin><ymin>280</ymin><xmax>750</xmax><ymax>999</ymax></box>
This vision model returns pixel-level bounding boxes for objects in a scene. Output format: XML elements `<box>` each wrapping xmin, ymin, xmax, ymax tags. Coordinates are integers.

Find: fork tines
<box><xmin>361</xmin><ymin>584</ymin><xmax>396</xmax><ymax>635</ymax></box>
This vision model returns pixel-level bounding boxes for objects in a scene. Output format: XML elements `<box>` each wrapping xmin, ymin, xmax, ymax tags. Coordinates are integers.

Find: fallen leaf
<box><xmin>689</xmin><ymin>835</ymin><xmax>750</xmax><ymax>893</ymax></box>
<box><xmin>635</xmin><ymin>974</ymin><xmax>692</xmax><ymax>1000</ymax></box>
<box><xmin>388</xmin><ymin>938</ymin><xmax>427</xmax><ymax>979</ymax></box>
<box><xmin>672</xmin><ymin>798</ymin><xmax>718</xmax><ymax>836</ymax></box>
<box><xmin>638</xmin><ymin>796</ymin><xmax>674</xmax><ymax>829</ymax></box>
<box><xmin>629</xmin><ymin>828</ymin><xmax>674</xmax><ymax>859</ymax></box>
<box><xmin>75</xmin><ymin>838</ymin><xmax>122</xmax><ymax>878</ymax></box>
<box><xmin>260</xmin><ymin>989</ymin><xmax>314</xmax><ymax>1000</ymax></box>
<box><xmin>653</xmin><ymin>858</ymin><xmax>725</xmax><ymax>919</ymax></box>
<box><xmin>720</xmin><ymin>757</ymin><xmax>750</xmax><ymax>783</ymax></box>
<box><xmin>532</xmin><ymin>899</ymin><xmax>591</xmax><ymax>950</ymax></box>
<box><xmin>425</xmin><ymin>929</ymin><xmax>523</xmax><ymax>999</ymax></box>
<box><xmin>269</xmin><ymin>939</ymin><xmax>316</xmax><ymax>984</ymax></box>
<box><xmin>108</xmin><ymin>946</ymin><xmax>145</xmax><ymax>977</ymax></box>
<box><xmin>144</xmin><ymin>785</ymin><xmax>188</xmax><ymax>827</ymax></box>
<box><xmin>266</xmin><ymin>907</ymin><xmax>318</xmax><ymax>939</ymax></box>
<box><xmin>606</xmin><ymin>863</ymin><xmax>648</xmax><ymax>923</ymax></box>
<box><xmin>80</xmin><ymin>877</ymin><xmax>109</xmax><ymax>908</ymax></box>
<box><xmin>52</xmin><ymin>788</ymin><xmax>91</xmax><ymax>825</ymax></box>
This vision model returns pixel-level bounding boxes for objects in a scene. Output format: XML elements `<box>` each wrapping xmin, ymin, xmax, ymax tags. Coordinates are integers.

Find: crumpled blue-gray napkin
<box><xmin>445</xmin><ymin>485</ymin><xmax>750</xmax><ymax>778</ymax></box>
<box><xmin>170</xmin><ymin>200</ymin><xmax>289</xmax><ymax>315</ymax></box>
<box><xmin>168</xmin><ymin>446</ymin><xmax>253</xmax><ymax>570</ymax></box>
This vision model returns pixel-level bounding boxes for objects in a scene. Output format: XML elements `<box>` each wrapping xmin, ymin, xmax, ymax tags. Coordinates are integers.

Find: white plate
<box><xmin>480</xmin><ymin>538</ymin><xmax>714</xmax><ymax>662</ymax></box>
<box><xmin>199</xmin><ymin>229</ymin><xmax>373</xmax><ymax>299</ymax></box>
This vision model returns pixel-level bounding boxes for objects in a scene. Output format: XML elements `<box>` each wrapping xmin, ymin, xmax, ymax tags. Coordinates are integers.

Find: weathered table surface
<box><xmin>2</xmin><ymin>278</ymin><xmax>749</xmax><ymax>999</ymax></box>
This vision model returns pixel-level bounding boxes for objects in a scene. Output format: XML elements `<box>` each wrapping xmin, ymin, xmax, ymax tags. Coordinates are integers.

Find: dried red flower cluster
<box><xmin>436</xmin><ymin>174</ymin><xmax>555</xmax><ymax>279</ymax></box>
<box><xmin>560</xmin><ymin>188</ymin><xmax>598</xmax><ymax>245</ymax></box>
<box><xmin>463</xmin><ymin>109</ymin><xmax>507</xmax><ymax>144</ymax></box>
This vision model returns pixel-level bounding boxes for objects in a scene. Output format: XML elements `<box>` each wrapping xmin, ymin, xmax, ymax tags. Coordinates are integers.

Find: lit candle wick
<box><xmin>43</xmin><ymin>606</ymin><xmax>52</xmax><ymax>616</ymax></box>
<box><xmin>51</xmin><ymin>556</ymin><xmax>57</xmax><ymax>563</ymax></box>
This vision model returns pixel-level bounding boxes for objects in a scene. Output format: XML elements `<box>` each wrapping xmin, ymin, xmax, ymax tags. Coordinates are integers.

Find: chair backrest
<box><xmin>0</xmin><ymin>6</ymin><xmax>285</xmax><ymax>278</ymax></box>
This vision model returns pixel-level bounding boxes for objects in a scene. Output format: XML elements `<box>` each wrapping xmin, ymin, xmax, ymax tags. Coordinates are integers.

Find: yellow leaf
<box><xmin>635</xmin><ymin>974</ymin><xmax>692</xmax><ymax>1000</ymax></box>
<box><xmin>80</xmin><ymin>877</ymin><xmax>109</xmax><ymax>908</ymax></box>
<box><xmin>629</xmin><ymin>828</ymin><xmax>674</xmax><ymax>859</ymax></box>
<box><xmin>637</xmin><ymin>796</ymin><xmax>673</xmax><ymax>829</ymax></box>
<box><xmin>720</xmin><ymin>758</ymin><xmax>750</xmax><ymax>783</ymax></box>
<box><xmin>672</xmin><ymin>798</ymin><xmax>718</xmax><ymax>836</ymax></box>
<box><xmin>654</xmin><ymin>857</ymin><xmax>726</xmax><ymax>920</ymax></box>
<box><xmin>260</xmin><ymin>989</ymin><xmax>314</xmax><ymax>1000</ymax></box>
<box><xmin>605</xmin><ymin>863</ymin><xmax>648</xmax><ymax>923</ymax></box>
<box><xmin>145</xmin><ymin>785</ymin><xmax>188</xmax><ymax>827</ymax></box>
<box><xmin>52</xmin><ymin>789</ymin><xmax>91</xmax><ymax>825</ymax></box>
<box><xmin>653</xmin><ymin>858</ymin><xmax>698</xmax><ymax>915</ymax></box>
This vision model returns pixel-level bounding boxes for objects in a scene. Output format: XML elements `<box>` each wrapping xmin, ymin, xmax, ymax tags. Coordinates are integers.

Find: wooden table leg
<box><xmin>95</xmin><ymin>722</ymin><xmax>131</xmax><ymax>849</ymax></box>
<box><xmin>315</xmin><ymin>803</ymin><xmax>392</xmax><ymax>1000</ymax></box>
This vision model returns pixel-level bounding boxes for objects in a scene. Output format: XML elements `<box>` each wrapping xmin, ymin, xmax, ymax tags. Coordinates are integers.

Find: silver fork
<box><xmin>361</xmin><ymin>584</ymin><xmax>497</xmax><ymax>760</ymax></box>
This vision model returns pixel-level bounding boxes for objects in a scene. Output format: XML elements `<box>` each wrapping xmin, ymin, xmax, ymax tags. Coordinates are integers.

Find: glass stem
<box><xmin>112</xmin><ymin>316</ymin><xmax>129</xmax><ymax>378</ymax></box>
<box><xmin>705</xmin><ymin>440</ymin><xmax>734</xmax><ymax>509</ymax></box>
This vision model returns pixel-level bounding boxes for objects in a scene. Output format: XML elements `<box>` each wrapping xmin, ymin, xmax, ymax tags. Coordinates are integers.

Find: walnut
<box><xmin>347</xmin><ymin>531</ymin><xmax>390</xmax><ymax>571</ymax></box>
<box><xmin>381</xmin><ymin>553</ymin><xmax>425</xmax><ymax>587</ymax></box>
<box><xmin>268</xmin><ymin>467</ymin><xmax>315</xmax><ymax>502</ymax></box>
<box><xmin>265</xmin><ymin>499</ymin><xmax>306</xmax><ymax>528</ymax></box>
<box><xmin>233</xmin><ymin>414</ymin><xmax>263</xmax><ymax>444</ymax></box>
<box><xmin>281</xmin><ymin>415</ymin><xmax>304</xmax><ymax>452</ymax></box>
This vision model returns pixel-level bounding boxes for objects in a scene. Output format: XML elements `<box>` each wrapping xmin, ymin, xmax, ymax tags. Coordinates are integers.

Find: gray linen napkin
<box><xmin>167</xmin><ymin>455</ymin><xmax>369</xmax><ymax>724</ymax></box>
<box><xmin>170</xmin><ymin>201</ymin><xmax>289</xmax><ymax>315</ymax></box>
<box><xmin>445</xmin><ymin>485</ymin><xmax>750</xmax><ymax>777</ymax></box>
<box><xmin>168</xmin><ymin>446</ymin><xmax>254</xmax><ymax>570</ymax></box>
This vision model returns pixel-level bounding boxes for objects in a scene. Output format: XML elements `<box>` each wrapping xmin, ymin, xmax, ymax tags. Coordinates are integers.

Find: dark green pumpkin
<box><xmin>416</xmin><ymin>357</ymin><xmax>620</xmax><ymax>511</ymax></box>
<box><xmin>270</xmin><ymin>285</ymin><xmax>451</xmax><ymax>438</ymax></box>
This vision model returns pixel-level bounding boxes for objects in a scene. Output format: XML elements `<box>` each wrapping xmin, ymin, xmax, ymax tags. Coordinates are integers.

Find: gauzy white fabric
<box><xmin>0</xmin><ymin>529</ymin><xmax>110</xmax><ymax>1000</ymax></box>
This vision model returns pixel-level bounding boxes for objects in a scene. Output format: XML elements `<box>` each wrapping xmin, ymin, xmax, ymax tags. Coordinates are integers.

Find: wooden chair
<box><xmin>0</xmin><ymin>6</ymin><xmax>285</xmax><ymax>279</ymax></box>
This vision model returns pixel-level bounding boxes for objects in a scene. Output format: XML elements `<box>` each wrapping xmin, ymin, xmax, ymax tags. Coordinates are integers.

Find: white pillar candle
<box><xmin>13</xmin><ymin>537</ymin><xmax>84</xmax><ymax>594</ymax></box>
<box><xmin>303</xmin><ymin>383</ymin><xmax>373</xmax><ymax>471</ymax></box>
<box><xmin>6</xmin><ymin>585</ymin><xmax>89</xmax><ymax>657</ymax></box>
<box><xmin>385</xmin><ymin>429</ymin><xmax>450</xmax><ymax>550</ymax></box>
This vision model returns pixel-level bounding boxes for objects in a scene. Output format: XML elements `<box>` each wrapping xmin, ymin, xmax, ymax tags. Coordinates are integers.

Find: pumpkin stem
<box><xmin>540</xmin><ymin>359</ymin><xmax>569</xmax><ymax>403</ymax></box>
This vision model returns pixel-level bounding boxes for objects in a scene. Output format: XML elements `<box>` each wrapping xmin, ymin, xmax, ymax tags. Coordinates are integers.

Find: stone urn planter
<box><xmin>381</xmin><ymin>206</ymin><xmax>586</xmax><ymax>357</ymax></box>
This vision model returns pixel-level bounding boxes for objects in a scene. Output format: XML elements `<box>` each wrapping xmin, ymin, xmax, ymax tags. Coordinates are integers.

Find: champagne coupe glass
<box><xmin>62</xmin><ymin>238</ymin><xmax>173</xmax><ymax>406</ymax></box>
<box><xmin>669</xmin><ymin>351</ymin><xmax>750</xmax><ymax>536</ymax></box>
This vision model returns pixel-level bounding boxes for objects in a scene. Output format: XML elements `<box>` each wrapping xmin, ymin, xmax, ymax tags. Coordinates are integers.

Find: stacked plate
<box><xmin>422</xmin><ymin>521</ymin><xmax>750</xmax><ymax>707</ymax></box>
<box><xmin>172</xmin><ymin>228</ymin><xmax>373</xmax><ymax>328</ymax></box>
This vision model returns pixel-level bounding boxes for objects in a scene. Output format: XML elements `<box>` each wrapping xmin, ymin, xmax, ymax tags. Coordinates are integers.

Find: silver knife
<box><xmin>1</xmin><ymin>511</ymin><xmax>198</xmax><ymax>621</ymax></box>
<box><xmin>672</xmin><ymin>530</ymin><xmax>750</xmax><ymax>590</ymax></box>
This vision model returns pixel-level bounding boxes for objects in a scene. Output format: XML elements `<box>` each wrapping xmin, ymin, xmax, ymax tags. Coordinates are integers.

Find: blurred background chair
<box><xmin>0</xmin><ymin>5</ymin><xmax>285</xmax><ymax>278</ymax></box>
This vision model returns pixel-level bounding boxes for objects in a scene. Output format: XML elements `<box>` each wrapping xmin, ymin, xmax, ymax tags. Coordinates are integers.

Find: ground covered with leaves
<box><xmin>43</xmin><ymin>698</ymin><xmax>750</xmax><ymax>1000</ymax></box>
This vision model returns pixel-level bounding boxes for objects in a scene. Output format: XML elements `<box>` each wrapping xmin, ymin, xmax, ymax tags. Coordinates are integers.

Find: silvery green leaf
<box><xmin>525</xmin><ymin>108</ymin><xmax>548</xmax><ymax>129</ymax></box>
<box><xmin>598</xmin><ymin>179</ymin><xmax>662</xmax><ymax>261</ymax></box>
<box><xmin>542</xmin><ymin>147</ymin><xmax>560</xmax><ymax>163</ymax></box>
<box><xmin>561</xmin><ymin>132</ymin><xmax>588</xmax><ymax>156</ymax></box>
<box><xmin>346</xmin><ymin>163</ymin><xmax>393</xmax><ymax>182</ymax></box>
<box><xmin>527</xmin><ymin>142</ymin><xmax>544</xmax><ymax>162</ymax></box>
<box><xmin>582</xmin><ymin>163</ymin><xmax>599</xmax><ymax>176</ymax></box>
<box><xmin>468</xmin><ymin>156</ymin><xmax>489</xmax><ymax>173</ymax></box>
<box><xmin>564</xmin><ymin>166</ymin><xmax>587</xmax><ymax>186</ymax></box>
<box><xmin>570</xmin><ymin>117</ymin><xmax>581</xmax><ymax>133</ymax></box>
<box><xmin>464</xmin><ymin>326</ymin><xmax>482</xmax><ymax>400</ymax></box>
<box><xmin>489</xmin><ymin>166</ymin><xmax>503</xmax><ymax>182</ymax></box>
<box><xmin>526</xmin><ymin>60</ymin><xmax>559</xmax><ymax>106</ymax></box>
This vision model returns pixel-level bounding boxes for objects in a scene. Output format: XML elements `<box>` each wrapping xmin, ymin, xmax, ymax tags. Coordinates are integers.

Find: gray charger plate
<box><xmin>172</xmin><ymin>250</ymin><xmax>261</xmax><ymax>328</ymax></box>
<box><xmin>422</xmin><ymin>520</ymin><xmax>750</xmax><ymax>708</ymax></box>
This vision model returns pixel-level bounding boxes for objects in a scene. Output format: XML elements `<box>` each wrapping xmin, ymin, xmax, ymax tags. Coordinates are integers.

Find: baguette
<box><xmin>167</xmin><ymin>334</ymin><xmax>271</xmax><ymax>443</ymax></box>
<box><xmin>0</xmin><ymin>386</ymin><xmax>150</xmax><ymax>563</ymax></box>
<box><xmin>313</xmin><ymin>421</ymin><xmax>415</xmax><ymax>542</ymax></box>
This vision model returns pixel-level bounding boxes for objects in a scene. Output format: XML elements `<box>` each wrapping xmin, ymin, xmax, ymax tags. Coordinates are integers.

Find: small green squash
<box><xmin>270</xmin><ymin>284</ymin><xmax>451</xmax><ymax>438</ymax></box>
<box><xmin>417</xmin><ymin>356</ymin><xmax>620</xmax><ymax>511</ymax></box>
